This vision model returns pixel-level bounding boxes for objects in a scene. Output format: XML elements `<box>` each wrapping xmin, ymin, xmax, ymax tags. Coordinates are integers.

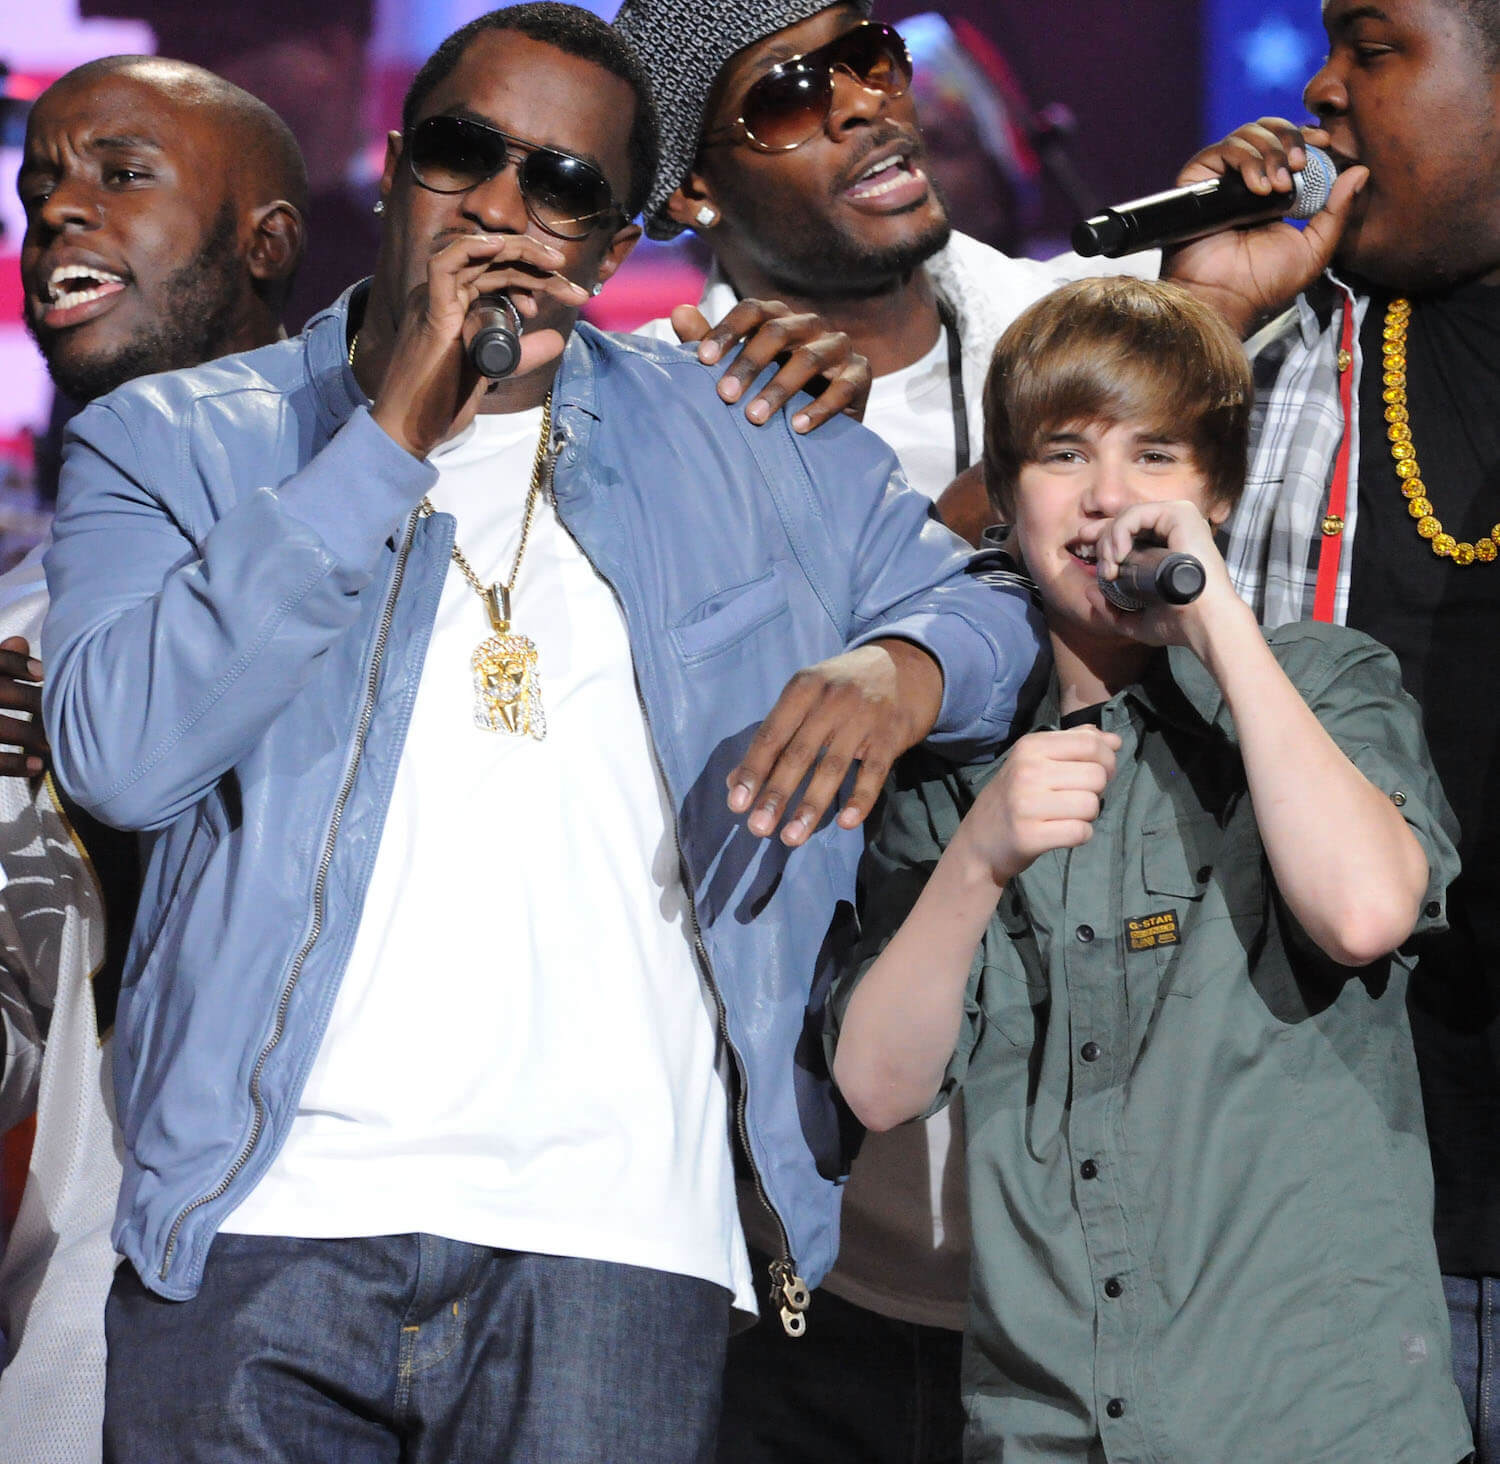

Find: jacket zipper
<box><xmin>159</xmin><ymin>509</ymin><xmax>423</xmax><ymax>1280</ymax></box>
<box><xmin>546</xmin><ymin>428</ymin><xmax>811</xmax><ymax>1338</ymax></box>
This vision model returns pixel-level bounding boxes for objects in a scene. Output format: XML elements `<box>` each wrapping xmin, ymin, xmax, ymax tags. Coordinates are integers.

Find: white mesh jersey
<box><xmin>0</xmin><ymin>551</ymin><xmax>119</xmax><ymax>1464</ymax></box>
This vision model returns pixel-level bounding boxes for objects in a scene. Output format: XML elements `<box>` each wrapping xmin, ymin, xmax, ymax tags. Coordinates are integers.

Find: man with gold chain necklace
<box><xmin>1163</xmin><ymin>1</ymin><xmax>1500</xmax><ymax>1457</ymax></box>
<box><xmin>38</xmin><ymin>6</ymin><xmax>1043</xmax><ymax>1460</ymax></box>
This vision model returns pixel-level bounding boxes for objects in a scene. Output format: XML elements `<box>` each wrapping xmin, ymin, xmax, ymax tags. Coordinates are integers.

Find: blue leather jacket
<box><xmin>43</xmin><ymin>288</ymin><xmax>1042</xmax><ymax>1303</ymax></box>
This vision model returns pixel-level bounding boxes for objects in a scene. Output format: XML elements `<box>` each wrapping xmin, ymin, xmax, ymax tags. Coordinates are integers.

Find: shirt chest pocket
<box><xmin>1140</xmin><ymin>814</ymin><xmax>1265</xmax><ymax>998</ymax></box>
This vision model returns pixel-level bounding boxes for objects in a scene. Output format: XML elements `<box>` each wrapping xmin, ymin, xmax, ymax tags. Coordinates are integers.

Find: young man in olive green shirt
<box><xmin>831</xmin><ymin>278</ymin><xmax>1472</xmax><ymax>1462</ymax></box>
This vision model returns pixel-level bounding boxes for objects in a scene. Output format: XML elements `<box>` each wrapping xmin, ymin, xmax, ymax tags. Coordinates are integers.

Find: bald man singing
<box><xmin>0</xmin><ymin>55</ymin><xmax>305</xmax><ymax>1464</ymax></box>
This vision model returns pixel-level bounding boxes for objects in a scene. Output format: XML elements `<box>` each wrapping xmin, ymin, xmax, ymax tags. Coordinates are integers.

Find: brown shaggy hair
<box><xmin>982</xmin><ymin>277</ymin><xmax>1252</xmax><ymax>521</ymax></box>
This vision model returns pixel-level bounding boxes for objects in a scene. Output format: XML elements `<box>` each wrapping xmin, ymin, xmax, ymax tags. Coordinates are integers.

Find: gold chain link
<box><xmin>1383</xmin><ymin>298</ymin><xmax>1500</xmax><ymax>566</ymax></box>
<box><xmin>350</xmin><ymin>329</ymin><xmax>555</xmax><ymax>607</ymax></box>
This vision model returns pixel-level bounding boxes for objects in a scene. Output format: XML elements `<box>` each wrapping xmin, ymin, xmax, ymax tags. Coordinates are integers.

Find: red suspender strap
<box><xmin>1312</xmin><ymin>293</ymin><xmax>1357</xmax><ymax>623</ymax></box>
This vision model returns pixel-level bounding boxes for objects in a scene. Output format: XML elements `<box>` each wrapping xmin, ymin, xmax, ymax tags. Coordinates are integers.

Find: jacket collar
<box><xmin>303</xmin><ymin>280</ymin><xmax>370</xmax><ymax>432</ymax></box>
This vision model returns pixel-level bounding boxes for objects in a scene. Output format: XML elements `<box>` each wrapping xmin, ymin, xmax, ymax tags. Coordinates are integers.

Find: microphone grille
<box><xmin>1288</xmin><ymin>145</ymin><xmax>1337</xmax><ymax>220</ymax></box>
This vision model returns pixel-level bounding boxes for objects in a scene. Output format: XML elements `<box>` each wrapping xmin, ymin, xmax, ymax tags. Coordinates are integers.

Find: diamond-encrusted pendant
<box><xmin>471</xmin><ymin>631</ymin><xmax>545</xmax><ymax>739</ymax></box>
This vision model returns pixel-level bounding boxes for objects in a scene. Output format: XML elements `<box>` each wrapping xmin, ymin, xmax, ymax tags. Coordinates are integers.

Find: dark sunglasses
<box><xmin>703</xmin><ymin>21</ymin><xmax>913</xmax><ymax>153</ymax></box>
<box><xmin>406</xmin><ymin>114</ymin><xmax>623</xmax><ymax>238</ymax></box>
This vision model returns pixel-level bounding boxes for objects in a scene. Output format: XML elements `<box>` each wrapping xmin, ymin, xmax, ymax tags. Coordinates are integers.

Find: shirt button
<box><xmin>1075</xmin><ymin>923</ymin><xmax>1095</xmax><ymax>943</ymax></box>
<box><xmin>1390</xmin><ymin>790</ymin><xmax>1407</xmax><ymax>807</ymax></box>
<box><xmin>1195</xmin><ymin>865</ymin><xmax>1212</xmax><ymax>883</ymax></box>
<box><xmin>1081</xmin><ymin>1041</ymin><xmax>1102</xmax><ymax>1063</ymax></box>
<box><xmin>1106</xmin><ymin>1398</ymin><xmax>1126</xmax><ymax>1419</ymax></box>
<box><xmin>1080</xmin><ymin>1159</ymin><xmax>1099</xmax><ymax>1180</ymax></box>
<box><xmin>1425</xmin><ymin>900</ymin><xmax>1442</xmax><ymax>918</ymax></box>
<box><xmin>1104</xmin><ymin>1277</ymin><xmax>1123</xmax><ymax>1298</ymax></box>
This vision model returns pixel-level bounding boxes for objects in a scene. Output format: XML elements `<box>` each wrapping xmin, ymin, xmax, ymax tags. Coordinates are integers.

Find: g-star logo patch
<box><xmin>1126</xmin><ymin>910</ymin><xmax>1180</xmax><ymax>952</ymax></box>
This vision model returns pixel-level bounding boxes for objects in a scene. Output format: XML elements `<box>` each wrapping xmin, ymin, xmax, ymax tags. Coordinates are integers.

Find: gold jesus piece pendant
<box><xmin>471</xmin><ymin>586</ymin><xmax>546</xmax><ymax>739</ymax></box>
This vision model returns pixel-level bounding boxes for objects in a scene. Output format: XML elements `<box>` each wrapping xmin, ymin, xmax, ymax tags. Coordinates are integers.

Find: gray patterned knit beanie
<box><xmin>614</xmin><ymin>0</ymin><xmax>873</xmax><ymax>239</ymax></box>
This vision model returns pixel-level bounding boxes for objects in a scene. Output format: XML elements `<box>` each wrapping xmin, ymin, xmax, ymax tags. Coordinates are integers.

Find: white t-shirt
<box><xmin>226</xmin><ymin>408</ymin><xmax>754</xmax><ymax>1316</ymax></box>
<box><xmin>861</xmin><ymin>326</ymin><xmax>962</xmax><ymax>501</ymax></box>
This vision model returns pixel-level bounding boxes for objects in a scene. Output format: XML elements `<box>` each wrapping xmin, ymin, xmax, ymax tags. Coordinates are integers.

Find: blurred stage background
<box><xmin>0</xmin><ymin>0</ymin><xmax>1322</xmax><ymax>569</ymax></box>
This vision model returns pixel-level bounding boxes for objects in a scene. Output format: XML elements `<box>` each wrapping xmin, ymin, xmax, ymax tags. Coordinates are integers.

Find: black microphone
<box><xmin>1098</xmin><ymin>544</ymin><xmax>1206</xmax><ymax>612</ymax></box>
<box><xmin>1071</xmin><ymin>145</ymin><xmax>1337</xmax><ymax>258</ymax></box>
<box><xmin>468</xmin><ymin>294</ymin><xmax>523</xmax><ymax>379</ymax></box>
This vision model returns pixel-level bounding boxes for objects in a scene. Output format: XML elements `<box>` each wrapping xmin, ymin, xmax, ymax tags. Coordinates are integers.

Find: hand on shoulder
<box><xmin>671</xmin><ymin>298</ymin><xmax>871</xmax><ymax>433</ymax></box>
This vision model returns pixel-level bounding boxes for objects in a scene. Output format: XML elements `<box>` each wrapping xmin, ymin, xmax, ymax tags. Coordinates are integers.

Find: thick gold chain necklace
<box><xmin>1382</xmin><ymin>297</ymin><xmax>1500</xmax><ymax>565</ymax></box>
<box><xmin>350</xmin><ymin>329</ymin><xmax>551</xmax><ymax>738</ymax></box>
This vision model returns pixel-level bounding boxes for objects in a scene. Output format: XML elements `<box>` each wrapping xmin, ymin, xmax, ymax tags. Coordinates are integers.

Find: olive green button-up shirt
<box><xmin>835</xmin><ymin>623</ymin><xmax>1471</xmax><ymax>1463</ymax></box>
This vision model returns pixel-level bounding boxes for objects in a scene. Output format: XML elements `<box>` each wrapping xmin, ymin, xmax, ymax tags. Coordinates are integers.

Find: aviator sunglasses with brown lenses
<box><xmin>703</xmin><ymin>20</ymin><xmax>913</xmax><ymax>153</ymax></box>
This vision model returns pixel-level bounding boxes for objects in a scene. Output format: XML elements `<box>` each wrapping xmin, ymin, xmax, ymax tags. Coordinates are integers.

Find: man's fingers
<box><xmin>0</xmin><ymin>647</ymin><xmax>43</xmax><ymax>686</ymax></box>
<box><xmin>727</xmin><ymin>673</ymin><xmax>822</xmax><ymax>812</ymax></box>
<box><xmin>670</xmin><ymin>304</ymin><xmax>710</xmax><ymax>344</ymax></box>
<box><xmin>512</xmin><ymin>328</ymin><xmax>568</xmax><ymax>377</ymax></box>
<box><xmin>0</xmin><ymin>676</ymin><xmax>42</xmax><ymax>716</ymax></box>
<box><xmin>0</xmin><ymin>712</ymin><xmax>47</xmax><ymax>754</ymax></box>
<box><xmin>1176</xmin><ymin>117</ymin><xmax>1317</xmax><ymax>191</ymax></box>
<box><xmin>789</xmin><ymin>370</ymin><xmax>865</xmax><ymax>432</ymax></box>
<box><xmin>697</xmin><ymin>300</ymin><xmax>783</xmax><ymax>367</ymax></box>
<box><xmin>744</xmin><ymin>335</ymin><xmax>851</xmax><ymax>424</ymax></box>
<box><xmin>465</xmin><ymin>264</ymin><xmax>590</xmax><ymax>310</ymax></box>
<box><xmin>780</xmin><ymin>744</ymin><xmax>858</xmax><ymax>846</ymax></box>
<box><xmin>745</xmin><ymin>727</ymin><xmax>828</xmax><ymax>837</ymax></box>
<box><xmin>1028</xmin><ymin>727</ymin><xmax>1120</xmax><ymax>779</ymax></box>
<box><xmin>688</xmin><ymin>301</ymin><xmax>870</xmax><ymax>430</ymax></box>
<box><xmin>0</xmin><ymin>638</ymin><xmax>44</xmax><ymax>684</ymax></box>
<box><xmin>1037</xmin><ymin>788</ymin><xmax>1104</xmax><ymax>824</ymax></box>
<box><xmin>0</xmin><ymin>751</ymin><xmax>44</xmax><ymax>778</ymax></box>
<box><xmin>1040</xmin><ymin>757</ymin><xmax>1113</xmax><ymax>796</ymax></box>
<box><xmin>832</xmin><ymin>748</ymin><xmax>896</xmax><ymax>834</ymax></box>
<box><xmin>715</xmin><ymin>314</ymin><xmax>810</xmax><ymax>403</ymax></box>
<box><xmin>1045</xmin><ymin>819</ymin><xmax>1098</xmax><ymax>851</ymax></box>
<box><xmin>434</xmin><ymin>232</ymin><xmax>566</xmax><ymax>277</ymax></box>
<box><xmin>1300</xmin><ymin>165</ymin><xmax>1369</xmax><ymax>266</ymax></box>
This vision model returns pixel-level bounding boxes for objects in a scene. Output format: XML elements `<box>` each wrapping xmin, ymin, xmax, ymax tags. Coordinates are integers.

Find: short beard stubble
<box><xmin>31</xmin><ymin>201</ymin><xmax>247</xmax><ymax>404</ymax></box>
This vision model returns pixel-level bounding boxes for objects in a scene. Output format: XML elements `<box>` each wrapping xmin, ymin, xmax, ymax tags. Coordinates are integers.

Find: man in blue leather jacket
<box><xmin>41</xmin><ymin>7</ymin><xmax>1041</xmax><ymax>1460</ymax></box>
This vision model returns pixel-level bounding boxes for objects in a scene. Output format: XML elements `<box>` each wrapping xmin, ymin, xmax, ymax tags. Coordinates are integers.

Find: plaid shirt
<box><xmin>1224</xmin><ymin>272</ymin><xmax>1372</xmax><ymax>627</ymax></box>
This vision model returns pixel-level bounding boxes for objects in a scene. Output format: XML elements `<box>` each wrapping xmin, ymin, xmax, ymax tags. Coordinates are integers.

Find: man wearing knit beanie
<box><xmin>613</xmin><ymin>3</ymin><xmax>1145</xmax><ymax>1461</ymax></box>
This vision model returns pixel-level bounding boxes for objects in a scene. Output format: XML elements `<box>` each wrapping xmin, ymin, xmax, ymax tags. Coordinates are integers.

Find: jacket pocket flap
<box><xmin>672</xmin><ymin>567</ymin><xmax>790</xmax><ymax>662</ymax></box>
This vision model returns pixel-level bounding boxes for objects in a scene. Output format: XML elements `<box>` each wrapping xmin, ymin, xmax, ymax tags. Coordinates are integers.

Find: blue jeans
<box><xmin>1446</xmin><ymin>1273</ymin><xmax>1500</xmax><ymax>1463</ymax></box>
<box><xmin>103</xmin><ymin>1233</ymin><xmax>729</xmax><ymax>1463</ymax></box>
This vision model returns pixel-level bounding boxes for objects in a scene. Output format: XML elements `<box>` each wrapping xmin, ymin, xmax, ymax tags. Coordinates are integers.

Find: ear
<box><xmin>1206</xmin><ymin>495</ymin><xmax>1234</xmax><ymax>530</ymax></box>
<box><xmin>377</xmin><ymin>130</ymin><xmax>403</xmax><ymax>206</ymax></box>
<box><xmin>246</xmin><ymin>200</ymin><xmax>306</xmax><ymax>286</ymax></box>
<box><xmin>664</xmin><ymin>169</ymin><xmax>721</xmax><ymax>233</ymax></box>
<box><xmin>594</xmin><ymin>220</ymin><xmax>643</xmax><ymax>289</ymax></box>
